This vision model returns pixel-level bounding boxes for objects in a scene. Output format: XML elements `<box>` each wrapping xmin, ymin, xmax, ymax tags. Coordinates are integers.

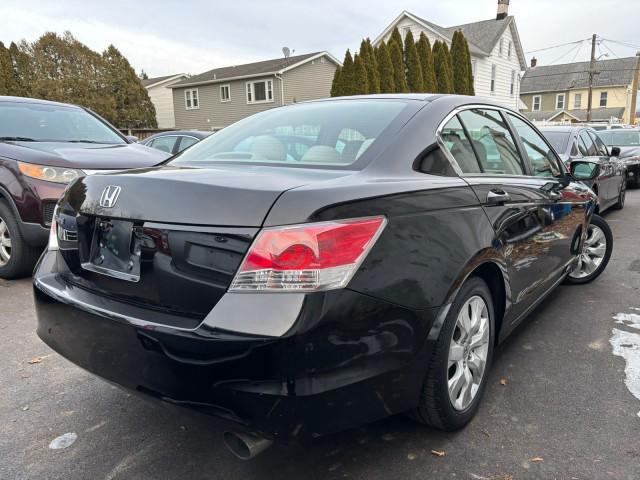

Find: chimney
<box><xmin>497</xmin><ymin>0</ymin><xmax>509</xmax><ymax>20</ymax></box>
<box><xmin>531</xmin><ymin>57</ymin><xmax>538</xmax><ymax>68</ymax></box>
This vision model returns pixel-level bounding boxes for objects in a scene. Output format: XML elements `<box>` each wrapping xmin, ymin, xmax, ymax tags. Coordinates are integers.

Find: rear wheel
<box><xmin>0</xmin><ymin>201</ymin><xmax>42</xmax><ymax>279</ymax></box>
<box><xmin>613</xmin><ymin>179</ymin><xmax>626</xmax><ymax>210</ymax></box>
<box><xmin>411</xmin><ymin>277</ymin><xmax>495</xmax><ymax>431</ymax></box>
<box><xmin>565</xmin><ymin>214</ymin><xmax>612</xmax><ymax>285</ymax></box>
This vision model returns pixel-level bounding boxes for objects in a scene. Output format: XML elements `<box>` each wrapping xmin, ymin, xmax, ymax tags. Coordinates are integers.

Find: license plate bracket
<box><xmin>81</xmin><ymin>218</ymin><xmax>141</xmax><ymax>282</ymax></box>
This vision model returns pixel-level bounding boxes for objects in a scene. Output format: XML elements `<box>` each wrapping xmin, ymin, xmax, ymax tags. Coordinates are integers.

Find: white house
<box><xmin>372</xmin><ymin>0</ymin><xmax>527</xmax><ymax>109</ymax></box>
<box><xmin>141</xmin><ymin>74</ymin><xmax>188</xmax><ymax>129</ymax></box>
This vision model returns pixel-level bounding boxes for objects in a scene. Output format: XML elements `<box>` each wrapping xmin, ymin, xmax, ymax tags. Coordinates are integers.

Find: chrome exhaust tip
<box><xmin>223</xmin><ymin>431</ymin><xmax>273</xmax><ymax>460</ymax></box>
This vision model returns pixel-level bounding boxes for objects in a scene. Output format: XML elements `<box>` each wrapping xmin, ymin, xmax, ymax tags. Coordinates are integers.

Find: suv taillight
<box><xmin>229</xmin><ymin>216</ymin><xmax>387</xmax><ymax>292</ymax></box>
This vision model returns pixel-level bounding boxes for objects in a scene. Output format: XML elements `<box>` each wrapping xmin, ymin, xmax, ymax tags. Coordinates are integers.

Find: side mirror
<box><xmin>126</xmin><ymin>135</ymin><xmax>139</xmax><ymax>143</ymax></box>
<box><xmin>610</xmin><ymin>146</ymin><xmax>621</xmax><ymax>157</ymax></box>
<box><xmin>570</xmin><ymin>160</ymin><xmax>600</xmax><ymax>181</ymax></box>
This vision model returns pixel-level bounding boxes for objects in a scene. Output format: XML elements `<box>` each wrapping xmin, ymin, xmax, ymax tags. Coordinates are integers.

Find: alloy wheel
<box><xmin>0</xmin><ymin>216</ymin><xmax>12</xmax><ymax>267</ymax></box>
<box><xmin>569</xmin><ymin>224</ymin><xmax>606</xmax><ymax>279</ymax></box>
<box><xmin>447</xmin><ymin>295</ymin><xmax>490</xmax><ymax>411</ymax></box>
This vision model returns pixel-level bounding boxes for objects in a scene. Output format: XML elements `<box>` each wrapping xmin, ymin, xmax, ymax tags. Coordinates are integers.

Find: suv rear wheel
<box><xmin>411</xmin><ymin>277</ymin><xmax>495</xmax><ymax>431</ymax></box>
<box><xmin>0</xmin><ymin>201</ymin><xmax>42</xmax><ymax>279</ymax></box>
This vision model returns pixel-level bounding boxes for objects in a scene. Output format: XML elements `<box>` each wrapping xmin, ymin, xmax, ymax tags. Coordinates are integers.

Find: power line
<box><xmin>525</xmin><ymin>38</ymin><xmax>591</xmax><ymax>55</ymax></box>
<box><xmin>570</xmin><ymin>41</ymin><xmax>584</xmax><ymax>63</ymax></box>
<box><xmin>600</xmin><ymin>40</ymin><xmax>619</xmax><ymax>59</ymax></box>
<box><xmin>547</xmin><ymin>41</ymin><xmax>584</xmax><ymax>65</ymax></box>
<box><xmin>600</xmin><ymin>38</ymin><xmax>640</xmax><ymax>51</ymax></box>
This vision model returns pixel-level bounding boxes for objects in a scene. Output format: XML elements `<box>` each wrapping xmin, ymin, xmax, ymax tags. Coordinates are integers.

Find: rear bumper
<box><xmin>34</xmin><ymin>250</ymin><xmax>439</xmax><ymax>442</ymax></box>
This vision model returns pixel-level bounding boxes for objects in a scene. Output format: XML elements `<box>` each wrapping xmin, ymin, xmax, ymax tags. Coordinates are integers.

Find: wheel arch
<box><xmin>469</xmin><ymin>262</ymin><xmax>507</xmax><ymax>345</ymax></box>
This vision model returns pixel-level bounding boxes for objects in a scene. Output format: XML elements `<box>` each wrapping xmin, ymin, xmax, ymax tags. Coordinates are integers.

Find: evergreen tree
<box><xmin>0</xmin><ymin>42</ymin><xmax>13</xmax><ymax>95</ymax></box>
<box><xmin>451</xmin><ymin>31</ymin><xmax>470</xmax><ymax>95</ymax></box>
<box><xmin>416</xmin><ymin>33</ymin><xmax>437</xmax><ymax>93</ymax></box>
<box><xmin>433</xmin><ymin>40</ymin><xmax>454</xmax><ymax>94</ymax></box>
<box><xmin>390</xmin><ymin>27</ymin><xmax>404</xmax><ymax>54</ymax></box>
<box><xmin>463</xmin><ymin>37</ymin><xmax>475</xmax><ymax>95</ymax></box>
<box><xmin>376</xmin><ymin>41</ymin><xmax>395</xmax><ymax>93</ymax></box>
<box><xmin>361</xmin><ymin>38</ymin><xmax>380</xmax><ymax>94</ymax></box>
<box><xmin>352</xmin><ymin>53</ymin><xmax>369</xmax><ymax>94</ymax></box>
<box><xmin>330</xmin><ymin>65</ymin><xmax>342</xmax><ymax>97</ymax></box>
<box><xmin>139</xmin><ymin>69</ymin><xmax>149</xmax><ymax>80</ymax></box>
<box><xmin>441</xmin><ymin>41</ymin><xmax>454</xmax><ymax>84</ymax></box>
<box><xmin>9</xmin><ymin>42</ymin><xmax>32</xmax><ymax>97</ymax></box>
<box><xmin>102</xmin><ymin>45</ymin><xmax>157</xmax><ymax>128</ymax></box>
<box><xmin>389</xmin><ymin>38</ymin><xmax>408</xmax><ymax>93</ymax></box>
<box><xmin>340</xmin><ymin>49</ymin><xmax>355</xmax><ymax>95</ymax></box>
<box><xmin>404</xmin><ymin>30</ymin><xmax>424</xmax><ymax>92</ymax></box>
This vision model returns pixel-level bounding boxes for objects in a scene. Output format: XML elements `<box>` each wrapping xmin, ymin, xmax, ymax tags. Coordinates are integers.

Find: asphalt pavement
<box><xmin>2</xmin><ymin>192</ymin><xmax>640</xmax><ymax>480</ymax></box>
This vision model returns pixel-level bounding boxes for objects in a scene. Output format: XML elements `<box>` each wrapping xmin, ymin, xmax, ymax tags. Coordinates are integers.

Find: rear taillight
<box><xmin>229</xmin><ymin>216</ymin><xmax>387</xmax><ymax>292</ymax></box>
<box><xmin>48</xmin><ymin>205</ymin><xmax>59</xmax><ymax>251</ymax></box>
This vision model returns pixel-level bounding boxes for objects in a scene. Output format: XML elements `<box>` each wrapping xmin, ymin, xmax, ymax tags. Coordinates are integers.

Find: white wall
<box><xmin>147</xmin><ymin>77</ymin><xmax>186</xmax><ymax>129</ymax></box>
<box><xmin>375</xmin><ymin>15</ymin><xmax>523</xmax><ymax>110</ymax></box>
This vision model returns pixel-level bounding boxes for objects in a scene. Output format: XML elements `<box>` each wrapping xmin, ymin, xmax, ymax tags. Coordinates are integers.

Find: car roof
<box><xmin>144</xmin><ymin>130</ymin><xmax>212</xmax><ymax>141</ymax></box>
<box><xmin>0</xmin><ymin>95</ymin><xmax>82</xmax><ymax>109</ymax></box>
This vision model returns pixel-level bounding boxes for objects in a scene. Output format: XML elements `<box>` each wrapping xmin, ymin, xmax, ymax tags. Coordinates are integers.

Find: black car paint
<box><xmin>33</xmin><ymin>95</ymin><xmax>597</xmax><ymax>442</ymax></box>
<box><xmin>539</xmin><ymin>126</ymin><xmax>625</xmax><ymax>212</ymax></box>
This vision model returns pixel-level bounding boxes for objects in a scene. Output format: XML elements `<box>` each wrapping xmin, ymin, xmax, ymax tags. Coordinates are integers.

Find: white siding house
<box><xmin>142</xmin><ymin>74</ymin><xmax>188</xmax><ymax>129</ymax></box>
<box><xmin>372</xmin><ymin>2</ymin><xmax>527</xmax><ymax>109</ymax></box>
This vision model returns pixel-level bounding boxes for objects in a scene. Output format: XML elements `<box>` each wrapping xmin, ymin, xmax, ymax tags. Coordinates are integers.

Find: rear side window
<box><xmin>507</xmin><ymin>114</ymin><xmax>562</xmax><ymax>178</ymax></box>
<box><xmin>178</xmin><ymin>136</ymin><xmax>199</xmax><ymax>152</ymax></box>
<box><xmin>440</xmin><ymin>116</ymin><xmax>482</xmax><ymax>173</ymax></box>
<box><xmin>149</xmin><ymin>136</ymin><xmax>178</xmax><ymax>154</ymax></box>
<box><xmin>457</xmin><ymin>109</ymin><xmax>524</xmax><ymax>175</ymax></box>
<box><xmin>579</xmin><ymin>131</ymin><xmax>598</xmax><ymax>156</ymax></box>
<box><xmin>588</xmin><ymin>131</ymin><xmax>609</xmax><ymax>156</ymax></box>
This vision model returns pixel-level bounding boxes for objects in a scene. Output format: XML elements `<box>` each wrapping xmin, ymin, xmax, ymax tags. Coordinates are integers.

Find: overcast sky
<box><xmin>1</xmin><ymin>0</ymin><xmax>639</xmax><ymax>77</ymax></box>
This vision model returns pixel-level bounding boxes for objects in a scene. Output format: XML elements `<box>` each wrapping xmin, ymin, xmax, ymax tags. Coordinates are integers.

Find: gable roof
<box><xmin>141</xmin><ymin>74</ymin><xmax>187</xmax><ymax>89</ymax></box>
<box><xmin>521</xmin><ymin>56</ymin><xmax>640</xmax><ymax>94</ymax></box>
<box><xmin>373</xmin><ymin>11</ymin><xmax>527</xmax><ymax>70</ymax></box>
<box><xmin>170</xmin><ymin>52</ymin><xmax>340</xmax><ymax>89</ymax></box>
<box><xmin>522</xmin><ymin>107</ymin><xmax>626</xmax><ymax>123</ymax></box>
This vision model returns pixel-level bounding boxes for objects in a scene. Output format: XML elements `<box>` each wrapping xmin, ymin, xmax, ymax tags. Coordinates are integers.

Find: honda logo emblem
<box><xmin>99</xmin><ymin>186</ymin><xmax>121</xmax><ymax>208</ymax></box>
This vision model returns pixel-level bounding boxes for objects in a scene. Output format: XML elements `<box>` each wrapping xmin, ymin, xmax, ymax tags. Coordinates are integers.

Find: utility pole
<box><xmin>587</xmin><ymin>34</ymin><xmax>597</xmax><ymax>122</ymax></box>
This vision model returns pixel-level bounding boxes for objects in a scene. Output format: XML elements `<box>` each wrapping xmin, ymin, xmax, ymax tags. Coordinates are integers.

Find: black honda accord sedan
<box><xmin>33</xmin><ymin>95</ymin><xmax>610</xmax><ymax>459</ymax></box>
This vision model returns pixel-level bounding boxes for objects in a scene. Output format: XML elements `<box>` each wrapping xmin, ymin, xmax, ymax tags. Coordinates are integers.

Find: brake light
<box><xmin>229</xmin><ymin>216</ymin><xmax>387</xmax><ymax>292</ymax></box>
<box><xmin>48</xmin><ymin>205</ymin><xmax>59</xmax><ymax>251</ymax></box>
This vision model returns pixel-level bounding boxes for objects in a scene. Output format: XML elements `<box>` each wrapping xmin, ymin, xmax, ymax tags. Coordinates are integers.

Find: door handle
<box><xmin>486</xmin><ymin>189</ymin><xmax>511</xmax><ymax>205</ymax></box>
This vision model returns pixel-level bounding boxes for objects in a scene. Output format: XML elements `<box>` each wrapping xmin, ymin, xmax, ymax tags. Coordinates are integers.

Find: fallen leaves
<box><xmin>531</xmin><ymin>456</ymin><xmax>544</xmax><ymax>463</ymax></box>
<box><xmin>431</xmin><ymin>449</ymin><xmax>446</xmax><ymax>457</ymax></box>
<box><xmin>27</xmin><ymin>354</ymin><xmax>51</xmax><ymax>364</ymax></box>
<box><xmin>499</xmin><ymin>378</ymin><xmax>508</xmax><ymax>386</ymax></box>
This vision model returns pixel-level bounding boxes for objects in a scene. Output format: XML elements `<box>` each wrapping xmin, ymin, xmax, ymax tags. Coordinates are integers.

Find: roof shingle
<box><xmin>170</xmin><ymin>52</ymin><xmax>325</xmax><ymax>88</ymax></box>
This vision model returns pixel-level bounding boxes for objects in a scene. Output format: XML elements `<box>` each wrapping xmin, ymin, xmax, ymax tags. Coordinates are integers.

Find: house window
<box><xmin>402</xmin><ymin>26</ymin><xmax>411</xmax><ymax>40</ymax></box>
<box><xmin>556</xmin><ymin>93</ymin><xmax>565</xmax><ymax>110</ymax></box>
<box><xmin>510</xmin><ymin>70</ymin><xmax>516</xmax><ymax>96</ymax></box>
<box><xmin>507</xmin><ymin>40</ymin><xmax>512</xmax><ymax>59</ymax></box>
<box><xmin>600</xmin><ymin>91</ymin><xmax>608</xmax><ymax>108</ymax></box>
<box><xmin>574</xmin><ymin>93</ymin><xmax>582</xmax><ymax>109</ymax></box>
<box><xmin>471</xmin><ymin>60</ymin><xmax>477</xmax><ymax>82</ymax></box>
<box><xmin>499</xmin><ymin>39</ymin><xmax>503</xmax><ymax>56</ymax></box>
<box><xmin>246</xmin><ymin>79</ymin><xmax>274</xmax><ymax>104</ymax></box>
<box><xmin>185</xmin><ymin>89</ymin><xmax>199</xmax><ymax>110</ymax></box>
<box><xmin>532</xmin><ymin>95</ymin><xmax>541</xmax><ymax>111</ymax></box>
<box><xmin>491</xmin><ymin>65</ymin><xmax>497</xmax><ymax>93</ymax></box>
<box><xmin>220</xmin><ymin>84</ymin><xmax>230</xmax><ymax>102</ymax></box>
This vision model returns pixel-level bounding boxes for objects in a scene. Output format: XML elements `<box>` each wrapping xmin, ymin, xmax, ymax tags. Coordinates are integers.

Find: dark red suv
<box><xmin>0</xmin><ymin>96</ymin><xmax>170</xmax><ymax>279</ymax></box>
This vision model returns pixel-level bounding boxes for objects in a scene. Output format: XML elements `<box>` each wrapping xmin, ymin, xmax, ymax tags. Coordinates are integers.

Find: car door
<box><xmin>589</xmin><ymin>129</ymin><xmax>623</xmax><ymax>205</ymax></box>
<box><xmin>578</xmin><ymin>129</ymin><xmax>611</xmax><ymax>204</ymax></box>
<box><xmin>443</xmin><ymin>108</ymin><xmax>575</xmax><ymax>321</ymax></box>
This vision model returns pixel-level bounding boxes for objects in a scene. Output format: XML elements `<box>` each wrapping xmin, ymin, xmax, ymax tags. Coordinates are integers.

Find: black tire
<box><xmin>564</xmin><ymin>214</ymin><xmax>613</xmax><ymax>285</ymax></box>
<box><xmin>613</xmin><ymin>179</ymin><xmax>626</xmax><ymax>210</ymax></box>
<box><xmin>0</xmin><ymin>201</ymin><xmax>42</xmax><ymax>279</ymax></box>
<box><xmin>628</xmin><ymin>175</ymin><xmax>640</xmax><ymax>189</ymax></box>
<box><xmin>411</xmin><ymin>277</ymin><xmax>495</xmax><ymax>431</ymax></box>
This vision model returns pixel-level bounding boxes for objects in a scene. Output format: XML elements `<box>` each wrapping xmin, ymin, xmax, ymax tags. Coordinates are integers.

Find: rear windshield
<box><xmin>598</xmin><ymin>130</ymin><xmax>640</xmax><ymax>146</ymax></box>
<box><xmin>0</xmin><ymin>101</ymin><xmax>125</xmax><ymax>144</ymax></box>
<box><xmin>541</xmin><ymin>131</ymin><xmax>570</xmax><ymax>153</ymax></box>
<box><xmin>171</xmin><ymin>100</ymin><xmax>412</xmax><ymax>169</ymax></box>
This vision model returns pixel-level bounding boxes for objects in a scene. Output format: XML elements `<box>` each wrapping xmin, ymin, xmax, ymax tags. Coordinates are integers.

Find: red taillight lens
<box><xmin>230</xmin><ymin>216</ymin><xmax>387</xmax><ymax>292</ymax></box>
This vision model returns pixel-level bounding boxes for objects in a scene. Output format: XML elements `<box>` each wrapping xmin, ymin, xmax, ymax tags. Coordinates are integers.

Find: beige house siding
<box><xmin>146</xmin><ymin>76</ymin><xmax>186</xmax><ymax>129</ymax></box>
<box><xmin>522</xmin><ymin>86</ymin><xmax>634</xmax><ymax>123</ymax></box>
<box><xmin>282</xmin><ymin>58</ymin><xmax>335</xmax><ymax>104</ymax></box>
<box><xmin>173</xmin><ymin>76</ymin><xmax>283</xmax><ymax>130</ymax></box>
